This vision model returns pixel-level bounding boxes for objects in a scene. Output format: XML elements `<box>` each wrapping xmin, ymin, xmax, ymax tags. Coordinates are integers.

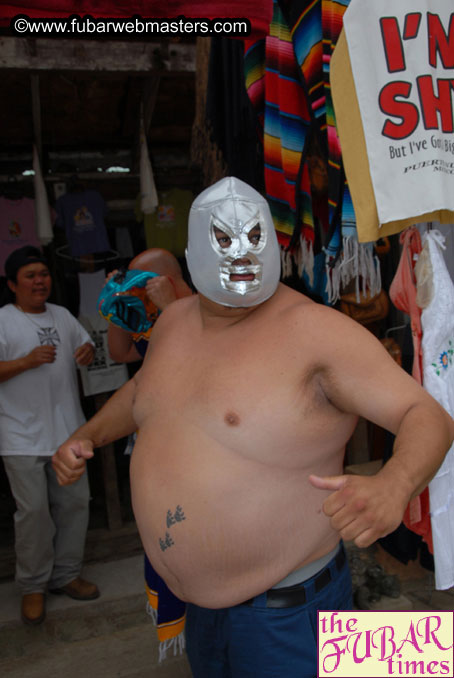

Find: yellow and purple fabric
<box><xmin>145</xmin><ymin>557</ymin><xmax>186</xmax><ymax>661</ymax></box>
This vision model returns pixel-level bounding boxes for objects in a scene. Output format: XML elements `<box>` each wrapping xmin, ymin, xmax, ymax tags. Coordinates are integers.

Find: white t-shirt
<box><xmin>0</xmin><ymin>303</ymin><xmax>93</xmax><ymax>456</ymax></box>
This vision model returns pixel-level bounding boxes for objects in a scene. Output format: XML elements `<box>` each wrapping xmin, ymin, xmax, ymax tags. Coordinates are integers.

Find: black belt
<box><xmin>242</xmin><ymin>546</ymin><xmax>346</xmax><ymax>609</ymax></box>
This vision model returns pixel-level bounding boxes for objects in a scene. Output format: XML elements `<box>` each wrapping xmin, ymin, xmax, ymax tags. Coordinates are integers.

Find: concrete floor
<box><xmin>357</xmin><ymin>543</ymin><xmax>454</xmax><ymax>611</ymax></box>
<box><xmin>0</xmin><ymin>555</ymin><xmax>192</xmax><ymax>678</ymax></box>
<box><xmin>0</xmin><ymin>547</ymin><xmax>452</xmax><ymax>678</ymax></box>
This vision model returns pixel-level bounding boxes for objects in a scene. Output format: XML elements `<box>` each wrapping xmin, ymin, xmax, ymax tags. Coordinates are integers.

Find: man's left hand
<box><xmin>74</xmin><ymin>342</ymin><xmax>95</xmax><ymax>366</ymax></box>
<box><xmin>309</xmin><ymin>472</ymin><xmax>409</xmax><ymax>548</ymax></box>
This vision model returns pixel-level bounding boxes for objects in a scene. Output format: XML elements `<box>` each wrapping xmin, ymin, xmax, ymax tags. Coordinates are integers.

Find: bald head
<box><xmin>129</xmin><ymin>248</ymin><xmax>183</xmax><ymax>279</ymax></box>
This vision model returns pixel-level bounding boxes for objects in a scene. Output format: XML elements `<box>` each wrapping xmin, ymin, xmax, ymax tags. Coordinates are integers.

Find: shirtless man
<box><xmin>53</xmin><ymin>177</ymin><xmax>454</xmax><ymax>677</ymax></box>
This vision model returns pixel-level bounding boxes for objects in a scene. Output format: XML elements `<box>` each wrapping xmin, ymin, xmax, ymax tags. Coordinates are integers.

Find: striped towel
<box><xmin>144</xmin><ymin>555</ymin><xmax>186</xmax><ymax>663</ymax></box>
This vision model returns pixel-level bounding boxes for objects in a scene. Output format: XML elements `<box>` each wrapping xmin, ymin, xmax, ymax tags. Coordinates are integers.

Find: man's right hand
<box><xmin>146</xmin><ymin>275</ymin><xmax>177</xmax><ymax>311</ymax></box>
<box><xmin>52</xmin><ymin>439</ymin><xmax>94</xmax><ymax>486</ymax></box>
<box><xmin>27</xmin><ymin>345</ymin><xmax>56</xmax><ymax>368</ymax></box>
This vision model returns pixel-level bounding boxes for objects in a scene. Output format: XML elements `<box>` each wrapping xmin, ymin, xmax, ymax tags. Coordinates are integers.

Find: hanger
<box><xmin>56</xmin><ymin>245</ymin><xmax>120</xmax><ymax>265</ymax></box>
<box><xmin>385</xmin><ymin>322</ymin><xmax>408</xmax><ymax>337</ymax></box>
<box><xmin>67</xmin><ymin>173</ymin><xmax>86</xmax><ymax>193</ymax></box>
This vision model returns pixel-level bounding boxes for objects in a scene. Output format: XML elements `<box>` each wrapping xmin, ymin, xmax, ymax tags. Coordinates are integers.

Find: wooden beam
<box><xmin>142</xmin><ymin>74</ymin><xmax>161</xmax><ymax>136</ymax></box>
<box><xmin>0</xmin><ymin>36</ymin><xmax>195</xmax><ymax>72</ymax></box>
<box><xmin>30</xmin><ymin>74</ymin><xmax>42</xmax><ymax>158</ymax></box>
<box><xmin>100</xmin><ymin>443</ymin><xmax>124</xmax><ymax>531</ymax></box>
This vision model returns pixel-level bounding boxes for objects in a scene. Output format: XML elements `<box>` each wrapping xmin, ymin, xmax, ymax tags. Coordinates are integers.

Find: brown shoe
<box><xmin>21</xmin><ymin>593</ymin><xmax>45</xmax><ymax>625</ymax></box>
<box><xmin>49</xmin><ymin>577</ymin><xmax>100</xmax><ymax>601</ymax></box>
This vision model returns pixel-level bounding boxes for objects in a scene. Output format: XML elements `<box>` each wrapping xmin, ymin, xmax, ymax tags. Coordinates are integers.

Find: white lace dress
<box><xmin>419</xmin><ymin>230</ymin><xmax>454</xmax><ymax>590</ymax></box>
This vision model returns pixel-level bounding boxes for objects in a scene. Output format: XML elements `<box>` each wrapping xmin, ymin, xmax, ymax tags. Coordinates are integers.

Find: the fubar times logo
<box><xmin>318</xmin><ymin>611</ymin><xmax>453</xmax><ymax>677</ymax></box>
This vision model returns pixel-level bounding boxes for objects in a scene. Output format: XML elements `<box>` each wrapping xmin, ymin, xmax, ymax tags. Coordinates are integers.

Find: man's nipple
<box><xmin>224</xmin><ymin>411</ymin><xmax>240</xmax><ymax>427</ymax></box>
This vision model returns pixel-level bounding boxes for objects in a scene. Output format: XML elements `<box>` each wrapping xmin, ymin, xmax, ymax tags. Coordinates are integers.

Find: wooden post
<box><xmin>94</xmin><ymin>392</ymin><xmax>123</xmax><ymax>530</ymax></box>
<box><xmin>30</xmin><ymin>73</ymin><xmax>42</xmax><ymax>159</ymax></box>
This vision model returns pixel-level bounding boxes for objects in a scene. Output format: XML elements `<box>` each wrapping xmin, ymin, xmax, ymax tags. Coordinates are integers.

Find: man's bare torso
<box><xmin>130</xmin><ymin>284</ymin><xmax>357</xmax><ymax>608</ymax></box>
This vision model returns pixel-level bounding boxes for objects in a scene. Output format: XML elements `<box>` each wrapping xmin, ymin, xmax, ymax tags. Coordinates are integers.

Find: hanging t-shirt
<box><xmin>0</xmin><ymin>197</ymin><xmax>41</xmax><ymax>275</ymax></box>
<box><xmin>136</xmin><ymin>188</ymin><xmax>192</xmax><ymax>259</ymax></box>
<box><xmin>55</xmin><ymin>189</ymin><xmax>110</xmax><ymax>257</ymax></box>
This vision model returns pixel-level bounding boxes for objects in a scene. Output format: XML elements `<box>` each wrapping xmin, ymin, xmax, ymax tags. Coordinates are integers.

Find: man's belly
<box><xmin>130</xmin><ymin>422</ymin><xmax>343</xmax><ymax>609</ymax></box>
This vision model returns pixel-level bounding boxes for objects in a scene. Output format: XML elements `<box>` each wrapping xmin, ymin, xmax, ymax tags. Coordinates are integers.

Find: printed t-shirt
<box><xmin>55</xmin><ymin>189</ymin><xmax>110</xmax><ymax>257</ymax></box>
<box><xmin>136</xmin><ymin>188</ymin><xmax>192</xmax><ymax>259</ymax></box>
<box><xmin>0</xmin><ymin>197</ymin><xmax>41</xmax><ymax>275</ymax></box>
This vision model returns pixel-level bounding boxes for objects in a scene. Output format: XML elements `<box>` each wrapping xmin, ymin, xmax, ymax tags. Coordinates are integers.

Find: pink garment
<box><xmin>0</xmin><ymin>197</ymin><xmax>41</xmax><ymax>275</ymax></box>
<box><xmin>389</xmin><ymin>226</ymin><xmax>432</xmax><ymax>552</ymax></box>
<box><xmin>389</xmin><ymin>227</ymin><xmax>423</xmax><ymax>384</ymax></box>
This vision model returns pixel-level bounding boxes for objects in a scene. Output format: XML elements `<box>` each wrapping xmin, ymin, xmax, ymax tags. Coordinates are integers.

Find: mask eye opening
<box><xmin>212</xmin><ymin>224</ymin><xmax>232</xmax><ymax>249</ymax></box>
<box><xmin>247</xmin><ymin>223</ymin><xmax>261</xmax><ymax>246</ymax></box>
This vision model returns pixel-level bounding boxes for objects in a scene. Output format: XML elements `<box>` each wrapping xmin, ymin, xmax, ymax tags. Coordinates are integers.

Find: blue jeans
<box><xmin>185</xmin><ymin>546</ymin><xmax>352</xmax><ymax>678</ymax></box>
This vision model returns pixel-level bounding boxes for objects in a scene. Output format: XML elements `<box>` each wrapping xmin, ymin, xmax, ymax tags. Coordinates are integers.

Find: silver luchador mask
<box><xmin>186</xmin><ymin>177</ymin><xmax>281</xmax><ymax>307</ymax></box>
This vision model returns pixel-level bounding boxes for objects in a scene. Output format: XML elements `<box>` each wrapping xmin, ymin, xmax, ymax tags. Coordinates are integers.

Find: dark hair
<box><xmin>4</xmin><ymin>246</ymin><xmax>48</xmax><ymax>283</ymax></box>
<box><xmin>0</xmin><ymin>276</ymin><xmax>13</xmax><ymax>307</ymax></box>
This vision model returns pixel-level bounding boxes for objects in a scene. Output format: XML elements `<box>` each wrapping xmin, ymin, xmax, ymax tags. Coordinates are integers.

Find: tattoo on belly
<box><xmin>159</xmin><ymin>532</ymin><xmax>175</xmax><ymax>551</ymax></box>
<box><xmin>159</xmin><ymin>505</ymin><xmax>186</xmax><ymax>552</ymax></box>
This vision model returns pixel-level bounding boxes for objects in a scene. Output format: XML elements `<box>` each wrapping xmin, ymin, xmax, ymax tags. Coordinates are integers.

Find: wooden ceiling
<box><xmin>0</xmin><ymin>35</ymin><xmax>197</xmax><ymax>180</ymax></box>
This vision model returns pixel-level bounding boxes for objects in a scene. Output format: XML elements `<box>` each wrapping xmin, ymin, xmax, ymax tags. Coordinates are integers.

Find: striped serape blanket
<box><xmin>144</xmin><ymin>556</ymin><xmax>186</xmax><ymax>663</ymax></box>
<box><xmin>244</xmin><ymin>0</ymin><xmax>380</xmax><ymax>304</ymax></box>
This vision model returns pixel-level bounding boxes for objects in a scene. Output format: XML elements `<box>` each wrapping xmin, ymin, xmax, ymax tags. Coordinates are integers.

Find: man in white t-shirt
<box><xmin>0</xmin><ymin>246</ymin><xmax>98</xmax><ymax>626</ymax></box>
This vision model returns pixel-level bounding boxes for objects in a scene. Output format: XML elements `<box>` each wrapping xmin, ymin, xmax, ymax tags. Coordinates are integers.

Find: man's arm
<box><xmin>107</xmin><ymin>324</ymin><xmax>143</xmax><ymax>363</ymax></box>
<box><xmin>308</xmin><ymin>306</ymin><xmax>454</xmax><ymax>548</ymax></box>
<box><xmin>52</xmin><ymin>376</ymin><xmax>138</xmax><ymax>485</ymax></box>
<box><xmin>0</xmin><ymin>346</ymin><xmax>56</xmax><ymax>382</ymax></box>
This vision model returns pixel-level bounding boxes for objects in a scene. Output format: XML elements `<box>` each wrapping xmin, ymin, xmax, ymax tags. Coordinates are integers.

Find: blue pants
<box><xmin>185</xmin><ymin>546</ymin><xmax>352</xmax><ymax>678</ymax></box>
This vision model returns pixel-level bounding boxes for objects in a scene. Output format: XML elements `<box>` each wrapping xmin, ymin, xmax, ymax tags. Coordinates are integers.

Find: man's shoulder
<box><xmin>0</xmin><ymin>304</ymin><xmax>14</xmax><ymax>329</ymax></box>
<box><xmin>273</xmin><ymin>285</ymin><xmax>368</xmax><ymax>341</ymax></box>
<box><xmin>160</xmin><ymin>293</ymin><xmax>196</xmax><ymax>318</ymax></box>
<box><xmin>152</xmin><ymin>294</ymin><xmax>197</xmax><ymax>332</ymax></box>
<box><xmin>270</xmin><ymin>284</ymin><xmax>325</xmax><ymax>318</ymax></box>
<box><xmin>0</xmin><ymin>303</ymin><xmax>14</xmax><ymax>316</ymax></box>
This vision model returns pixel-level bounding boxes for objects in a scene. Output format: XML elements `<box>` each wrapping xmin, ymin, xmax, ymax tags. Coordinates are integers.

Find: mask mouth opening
<box><xmin>229</xmin><ymin>269</ymin><xmax>256</xmax><ymax>283</ymax></box>
<box><xmin>220</xmin><ymin>255</ymin><xmax>262</xmax><ymax>294</ymax></box>
<box><xmin>226</xmin><ymin>260</ymin><xmax>261</xmax><ymax>281</ymax></box>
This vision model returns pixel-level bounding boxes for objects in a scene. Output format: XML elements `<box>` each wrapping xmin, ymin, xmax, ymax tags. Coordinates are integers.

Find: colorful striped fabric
<box><xmin>244</xmin><ymin>0</ymin><xmax>354</xmax><ymax>300</ymax></box>
<box><xmin>323</xmin><ymin>0</ymin><xmax>355</xmax><ymax>235</ymax></box>
<box><xmin>245</xmin><ymin>0</ymin><xmax>315</xmax><ymax>248</ymax></box>
<box><xmin>144</xmin><ymin>556</ymin><xmax>186</xmax><ymax>662</ymax></box>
